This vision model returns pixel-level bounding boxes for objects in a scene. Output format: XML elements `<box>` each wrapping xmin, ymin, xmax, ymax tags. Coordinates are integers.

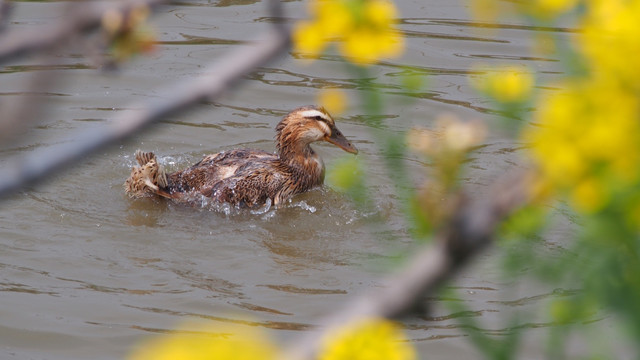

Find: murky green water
<box><xmin>0</xmin><ymin>1</ymin><xmax>580</xmax><ymax>359</ymax></box>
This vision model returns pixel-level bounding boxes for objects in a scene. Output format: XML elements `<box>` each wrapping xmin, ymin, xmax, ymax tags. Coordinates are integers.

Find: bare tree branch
<box><xmin>0</xmin><ymin>0</ymin><xmax>166</xmax><ymax>64</ymax></box>
<box><xmin>0</xmin><ymin>0</ymin><xmax>169</xmax><ymax>144</ymax></box>
<box><xmin>283</xmin><ymin>172</ymin><xmax>532</xmax><ymax>360</ymax></box>
<box><xmin>0</xmin><ymin>1</ymin><xmax>290</xmax><ymax>200</ymax></box>
<box><xmin>0</xmin><ymin>55</ymin><xmax>62</xmax><ymax>144</ymax></box>
<box><xmin>0</xmin><ymin>0</ymin><xmax>12</xmax><ymax>34</ymax></box>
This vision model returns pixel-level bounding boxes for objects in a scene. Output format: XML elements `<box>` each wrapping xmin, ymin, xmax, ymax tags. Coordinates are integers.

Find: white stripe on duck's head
<box><xmin>276</xmin><ymin>105</ymin><xmax>358</xmax><ymax>156</ymax></box>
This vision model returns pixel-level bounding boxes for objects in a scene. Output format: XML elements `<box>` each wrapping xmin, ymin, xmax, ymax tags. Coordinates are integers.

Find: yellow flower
<box><xmin>364</xmin><ymin>0</ymin><xmax>397</xmax><ymax>29</ymax></box>
<box><xmin>580</xmin><ymin>0</ymin><xmax>640</xmax><ymax>87</ymax></box>
<box><xmin>318</xmin><ymin>318</ymin><xmax>416</xmax><ymax>360</ymax></box>
<box><xmin>128</xmin><ymin>321</ymin><xmax>278</xmax><ymax>360</ymax></box>
<box><xmin>345</xmin><ymin>28</ymin><xmax>403</xmax><ymax>66</ymax></box>
<box><xmin>314</xmin><ymin>0</ymin><xmax>355</xmax><ymax>38</ymax></box>
<box><xmin>471</xmin><ymin>65</ymin><xmax>533</xmax><ymax>103</ymax></box>
<box><xmin>294</xmin><ymin>21</ymin><xmax>328</xmax><ymax>56</ymax></box>
<box><xmin>571</xmin><ymin>177</ymin><xmax>608</xmax><ymax>214</ymax></box>
<box><xmin>342</xmin><ymin>28</ymin><xmax>380</xmax><ymax>65</ymax></box>
<box><xmin>319</xmin><ymin>88</ymin><xmax>348</xmax><ymax>116</ymax></box>
<box><xmin>524</xmin><ymin>86</ymin><xmax>584</xmax><ymax>186</ymax></box>
<box><xmin>293</xmin><ymin>0</ymin><xmax>404</xmax><ymax>66</ymax></box>
<box><xmin>523</xmin><ymin>76</ymin><xmax>640</xmax><ymax>214</ymax></box>
<box><xmin>495</xmin><ymin>69</ymin><xmax>533</xmax><ymax>103</ymax></box>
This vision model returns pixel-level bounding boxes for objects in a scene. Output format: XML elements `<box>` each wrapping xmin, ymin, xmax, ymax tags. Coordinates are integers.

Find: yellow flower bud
<box><xmin>319</xmin><ymin>318</ymin><xmax>416</xmax><ymax>360</ymax></box>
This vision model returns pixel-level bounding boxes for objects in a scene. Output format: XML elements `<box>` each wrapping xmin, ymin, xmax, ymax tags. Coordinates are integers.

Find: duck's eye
<box><xmin>314</xmin><ymin>115</ymin><xmax>325</xmax><ymax>122</ymax></box>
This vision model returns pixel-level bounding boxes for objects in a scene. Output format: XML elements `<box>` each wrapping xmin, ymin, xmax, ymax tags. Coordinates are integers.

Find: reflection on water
<box><xmin>0</xmin><ymin>0</ymin><xmax>578</xmax><ymax>359</ymax></box>
<box><xmin>0</xmin><ymin>63</ymin><xmax>95</xmax><ymax>74</ymax></box>
<box><xmin>402</xmin><ymin>18</ymin><xmax>578</xmax><ymax>33</ymax></box>
<box><xmin>157</xmin><ymin>34</ymin><xmax>245</xmax><ymax>46</ymax></box>
<box><xmin>124</xmin><ymin>305</ymin><xmax>313</xmax><ymax>331</ymax></box>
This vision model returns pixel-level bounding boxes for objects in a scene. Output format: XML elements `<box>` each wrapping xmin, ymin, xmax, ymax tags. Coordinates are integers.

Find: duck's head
<box><xmin>276</xmin><ymin>105</ymin><xmax>358</xmax><ymax>158</ymax></box>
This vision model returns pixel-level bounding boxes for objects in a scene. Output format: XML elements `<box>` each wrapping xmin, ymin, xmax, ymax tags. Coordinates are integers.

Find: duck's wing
<box><xmin>196</xmin><ymin>157</ymin><xmax>305</xmax><ymax>207</ymax></box>
<box><xmin>165</xmin><ymin>149</ymin><xmax>278</xmax><ymax>199</ymax></box>
<box><xmin>196</xmin><ymin>149</ymin><xmax>275</xmax><ymax>167</ymax></box>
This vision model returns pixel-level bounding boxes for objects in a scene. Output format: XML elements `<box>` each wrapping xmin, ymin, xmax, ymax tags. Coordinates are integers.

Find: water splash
<box><xmin>250</xmin><ymin>198</ymin><xmax>272</xmax><ymax>215</ymax></box>
<box><xmin>291</xmin><ymin>200</ymin><xmax>316</xmax><ymax>213</ymax></box>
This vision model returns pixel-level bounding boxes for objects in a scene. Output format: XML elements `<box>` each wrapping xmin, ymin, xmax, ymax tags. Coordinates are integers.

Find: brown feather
<box><xmin>123</xmin><ymin>105</ymin><xmax>356</xmax><ymax>208</ymax></box>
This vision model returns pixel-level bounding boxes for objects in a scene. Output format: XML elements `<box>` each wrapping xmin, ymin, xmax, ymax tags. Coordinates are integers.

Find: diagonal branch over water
<box><xmin>0</xmin><ymin>0</ymin><xmax>166</xmax><ymax>64</ymax></box>
<box><xmin>0</xmin><ymin>0</ymin><xmax>290</xmax><ymax>200</ymax></box>
<box><xmin>283</xmin><ymin>171</ymin><xmax>534</xmax><ymax>359</ymax></box>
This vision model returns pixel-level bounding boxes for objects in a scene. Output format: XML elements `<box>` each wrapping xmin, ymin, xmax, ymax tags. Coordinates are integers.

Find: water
<box><xmin>0</xmin><ymin>1</ymin><xmax>582</xmax><ymax>359</ymax></box>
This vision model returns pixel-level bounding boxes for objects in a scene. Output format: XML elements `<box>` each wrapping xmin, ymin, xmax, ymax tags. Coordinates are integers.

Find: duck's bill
<box><xmin>325</xmin><ymin>129</ymin><xmax>358</xmax><ymax>154</ymax></box>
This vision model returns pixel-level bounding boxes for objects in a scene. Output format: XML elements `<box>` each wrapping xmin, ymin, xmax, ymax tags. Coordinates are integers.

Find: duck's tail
<box><xmin>124</xmin><ymin>150</ymin><xmax>172</xmax><ymax>198</ymax></box>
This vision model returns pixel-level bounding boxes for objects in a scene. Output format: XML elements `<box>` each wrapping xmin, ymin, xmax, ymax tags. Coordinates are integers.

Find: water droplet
<box><xmin>250</xmin><ymin>198</ymin><xmax>272</xmax><ymax>215</ymax></box>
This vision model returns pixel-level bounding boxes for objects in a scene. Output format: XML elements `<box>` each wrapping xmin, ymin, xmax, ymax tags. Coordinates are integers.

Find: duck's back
<box><xmin>166</xmin><ymin>149</ymin><xmax>293</xmax><ymax>206</ymax></box>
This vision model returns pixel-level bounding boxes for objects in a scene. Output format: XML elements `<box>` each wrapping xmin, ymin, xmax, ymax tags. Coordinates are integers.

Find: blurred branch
<box><xmin>0</xmin><ymin>0</ymin><xmax>11</xmax><ymax>34</ymax></box>
<box><xmin>0</xmin><ymin>0</ymin><xmax>167</xmax><ymax>144</ymax></box>
<box><xmin>0</xmin><ymin>56</ymin><xmax>61</xmax><ymax>144</ymax></box>
<box><xmin>284</xmin><ymin>172</ymin><xmax>532</xmax><ymax>360</ymax></box>
<box><xmin>0</xmin><ymin>0</ymin><xmax>165</xmax><ymax>64</ymax></box>
<box><xmin>0</xmin><ymin>0</ymin><xmax>290</xmax><ymax>200</ymax></box>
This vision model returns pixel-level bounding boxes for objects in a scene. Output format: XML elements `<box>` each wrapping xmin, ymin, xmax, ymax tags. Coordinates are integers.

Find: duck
<box><xmin>124</xmin><ymin>105</ymin><xmax>358</xmax><ymax>208</ymax></box>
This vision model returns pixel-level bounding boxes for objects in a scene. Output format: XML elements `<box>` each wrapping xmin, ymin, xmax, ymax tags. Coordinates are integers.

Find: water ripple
<box><xmin>408</xmin><ymin>18</ymin><xmax>579</xmax><ymax>33</ymax></box>
<box><xmin>0</xmin><ymin>63</ymin><xmax>94</xmax><ymax>74</ymax></box>
<box><xmin>258</xmin><ymin>284</ymin><xmax>348</xmax><ymax>295</ymax></box>
<box><xmin>158</xmin><ymin>34</ymin><xmax>244</xmax><ymax>46</ymax></box>
<box><xmin>124</xmin><ymin>305</ymin><xmax>313</xmax><ymax>331</ymax></box>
